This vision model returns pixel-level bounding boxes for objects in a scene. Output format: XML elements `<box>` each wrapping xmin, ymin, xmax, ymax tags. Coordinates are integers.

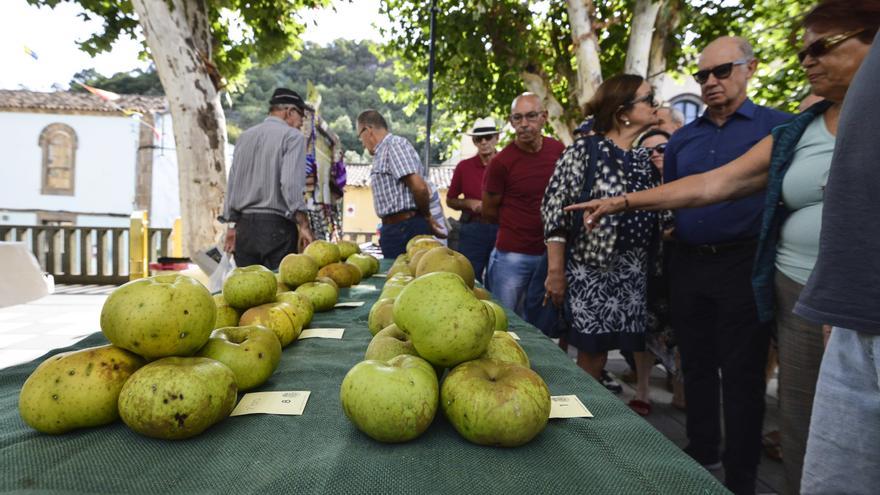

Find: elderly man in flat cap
<box><xmin>221</xmin><ymin>88</ymin><xmax>315</xmax><ymax>269</ymax></box>
<box><xmin>446</xmin><ymin>117</ymin><xmax>501</xmax><ymax>283</ymax></box>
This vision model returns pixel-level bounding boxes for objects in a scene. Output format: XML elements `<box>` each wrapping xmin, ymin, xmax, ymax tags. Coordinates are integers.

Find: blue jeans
<box><xmin>486</xmin><ymin>248</ymin><xmax>542</xmax><ymax>318</ymax></box>
<box><xmin>457</xmin><ymin>222</ymin><xmax>498</xmax><ymax>284</ymax></box>
<box><xmin>801</xmin><ymin>327</ymin><xmax>880</xmax><ymax>495</ymax></box>
<box><xmin>379</xmin><ymin>215</ymin><xmax>432</xmax><ymax>259</ymax></box>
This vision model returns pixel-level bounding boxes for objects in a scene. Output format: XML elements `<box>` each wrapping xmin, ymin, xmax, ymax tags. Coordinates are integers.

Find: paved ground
<box><xmin>1</xmin><ymin>285</ymin><xmax>785</xmax><ymax>493</ymax></box>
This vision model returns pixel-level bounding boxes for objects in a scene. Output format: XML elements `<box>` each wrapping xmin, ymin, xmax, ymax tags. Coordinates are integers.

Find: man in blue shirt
<box><xmin>663</xmin><ymin>36</ymin><xmax>791</xmax><ymax>494</ymax></box>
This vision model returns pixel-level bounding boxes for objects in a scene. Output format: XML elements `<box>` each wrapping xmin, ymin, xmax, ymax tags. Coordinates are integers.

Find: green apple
<box><xmin>239</xmin><ymin>302</ymin><xmax>300</xmax><ymax>347</ymax></box>
<box><xmin>336</xmin><ymin>240</ymin><xmax>360</xmax><ymax>260</ymax></box>
<box><xmin>386</xmin><ymin>257</ymin><xmax>413</xmax><ymax>279</ymax></box>
<box><xmin>213</xmin><ymin>294</ymin><xmax>241</xmax><ymax>328</ymax></box>
<box><xmin>482</xmin><ymin>300</ymin><xmax>509</xmax><ymax>331</ymax></box>
<box><xmin>316</xmin><ymin>275</ymin><xmax>339</xmax><ymax>291</ymax></box>
<box><xmin>347</xmin><ymin>253</ymin><xmax>376</xmax><ymax>277</ymax></box>
<box><xmin>196</xmin><ymin>325</ymin><xmax>282</xmax><ymax>391</ymax></box>
<box><xmin>480</xmin><ymin>331</ymin><xmax>530</xmax><ymax>367</ymax></box>
<box><xmin>101</xmin><ymin>274</ymin><xmax>216</xmax><ymax>359</ymax></box>
<box><xmin>295</xmin><ymin>281</ymin><xmax>338</xmax><ymax>312</ymax></box>
<box><xmin>275</xmin><ymin>273</ymin><xmax>291</xmax><ymax>294</ymax></box>
<box><xmin>364</xmin><ymin>324</ymin><xmax>419</xmax><ymax>361</ymax></box>
<box><xmin>118</xmin><ymin>357</ymin><xmax>238</xmax><ymax>440</ymax></box>
<box><xmin>222</xmin><ymin>265</ymin><xmax>277</xmax><ymax>310</ymax></box>
<box><xmin>472</xmin><ymin>287</ymin><xmax>491</xmax><ymax>300</ymax></box>
<box><xmin>407</xmin><ymin>249</ymin><xmax>429</xmax><ymax>273</ymax></box>
<box><xmin>275</xmin><ymin>291</ymin><xmax>315</xmax><ymax>329</ymax></box>
<box><xmin>317</xmin><ymin>262</ymin><xmax>356</xmax><ymax>288</ymax></box>
<box><xmin>19</xmin><ymin>345</ymin><xmax>145</xmax><ymax>434</ymax></box>
<box><xmin>393</xmin><ymin>272</ymin><xmax>493</xmax><ymax>367</ymax></box>
<box><xmin>340</xmin><ymin>354</ymin><xmax>438</xmax><ymax>443</ymax></box>
<box><xmin>279</xmin><ymin>253</ymin><xmax>319</xmax><ymax>289</ymax></box>
<box><xmin>441</xmin><ymin>358</ymin><xmax>550</xmax><ymax>447</ymax></box>
<box><xmin>379</xmin><ymin>273</ymin><xmax>412</xmax><ymax>300</ymax></box>
<box><xmin>368</xmin><ymin>298</ymin><xmax>396</xmax><ymax>336</ymax></box>
<box><xmin>343</xmin><ymin>262</ymin><xmax>363</xmax><ymax>285</ymax></box>
<box><xmin>303</xmin><ymin>240</ymin><xmax>341</xmax><ymax>267</ymax></box>
<box><xmin>405</xmin><ymin>235</ymin><xmax>439</xmax><ymax>256</ymax></box>
<box><xmin>416</xmin><ymin>246</ymin><xmax>476</xmax><ymax>289</ymax></box>
<box><xmin>366</xmin><ymin>254</ymin><xmax>380</xmax><ymax>275</ymax></box>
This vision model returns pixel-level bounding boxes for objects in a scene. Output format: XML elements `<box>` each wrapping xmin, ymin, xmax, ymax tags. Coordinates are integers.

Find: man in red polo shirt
<box><xmin>446</xmin><ymin>117</ymin><xmax>501</xmax><ymax>284</ymax></box>
<box><xmin>483</xmin><ymin>93</ymin><xmax>565</xmax><ymax>316</ymax></box>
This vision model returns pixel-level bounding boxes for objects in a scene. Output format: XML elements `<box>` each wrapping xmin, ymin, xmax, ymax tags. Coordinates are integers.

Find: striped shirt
<box><xmin>222</xmin><ymin>116</ymin><xmax>306</xmax><ymax>222</ymax></box>
<box><xmin>370</xmin><ymin>133</ymin><xmax>423</xmax><ymax>218</ymax></box>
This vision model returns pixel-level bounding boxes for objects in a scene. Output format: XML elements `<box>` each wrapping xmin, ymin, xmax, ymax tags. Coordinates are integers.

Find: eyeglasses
<box><xmin>645</xmin><ymin>143</ymin><xmax>667</xmax><ymax>155</ymax></box>
<box><xmin>472</xmin><ymin>135</ymin><xmax>496</xmax><ymax>143</ymax></box>
<box><xmin>798</xmin><ymin>28</ymin><xmax>866</xmax><ymax>64</ymax></box>
<box><xmin>357</xmin><ymin>126</ymin><xmax>369</xmax><ymax>138</ymax></box>
<box><xmin>693</xmin><ymin>58</ymin><xmax>750</xmax><ymax>84</ymax></box>
<box><xmin>509</xmin><ymin>111</ymin><xmax>544</xmax><ymax>124</ymax></box>
<box><xmin>626</xmin><ymin>92</ymin><xmax>658</xmax><ymax>108</ymax></box>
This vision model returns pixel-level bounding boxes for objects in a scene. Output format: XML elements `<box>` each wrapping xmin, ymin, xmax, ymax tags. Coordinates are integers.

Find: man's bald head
<box><xmin>511</xmin><ymin>93</ymin><xmax>544</xmax><ymax>113</ymax></box>
<box><xmin>697</xmin><ymin>36</ymin><xmax>757</xmax><ymax>115</ymax></box>
<box><xmin>698</xmin><ymin>36</ymin><xmax>754</xmax><ymax>66</ymax></box>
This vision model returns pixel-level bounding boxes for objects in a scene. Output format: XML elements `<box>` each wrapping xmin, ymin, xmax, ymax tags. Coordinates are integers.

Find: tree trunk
<box><xmin>625</xmin><ymin>0</ymin><xmax>663</xmax><ymax>77</ymax></box>
<box><xmin>647</xmin><ymin>0</ymin><xmax>682</xmax><ymax>81</ymax></box>
<box><xmin>565</xmin><ymin>0</ymin><xmax>603</xmax><ymax>109</ymax></box>
<box><xmin>520</xmin><ymin>71</ymin><xmax>575</xmax><ymax>146</ymax></box>
<box><xmin>131</xmin><ymin>0</ymin><xmax>227</xmax><ymax>256</ymax></box>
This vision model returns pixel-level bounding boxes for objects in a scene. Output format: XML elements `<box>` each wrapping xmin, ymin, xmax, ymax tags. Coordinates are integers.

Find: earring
<box><xmin>624</xmin><ymin>119</ymin><xmax>631</xmax><ymax>127</ymax></box>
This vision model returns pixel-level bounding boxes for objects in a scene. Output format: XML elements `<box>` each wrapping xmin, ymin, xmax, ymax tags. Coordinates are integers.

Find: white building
<box><xmin>0</xmin><ymin>90</ymin><xmax>181</xmax><ymax>228</ymax></box>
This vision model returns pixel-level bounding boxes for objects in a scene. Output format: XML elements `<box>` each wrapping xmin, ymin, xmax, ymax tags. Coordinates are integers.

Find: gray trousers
<box><xmin>774</xmin><ymin>270</ymin><xmax>824</xmax><ymax>495</ymax></box>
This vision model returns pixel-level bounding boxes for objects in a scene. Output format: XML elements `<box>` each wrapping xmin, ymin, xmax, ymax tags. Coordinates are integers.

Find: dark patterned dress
<box><xmin>541</xmin><ymin>136</ymin><xmax>660</xmax><ymax>353</ymax></box>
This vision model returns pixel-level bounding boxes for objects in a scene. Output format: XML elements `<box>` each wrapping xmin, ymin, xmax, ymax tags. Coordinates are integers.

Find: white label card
<box><xmin>372</xmin><ymin>273</ymin><xmax>387</xmax><ymax>278</ymax></box>
<box><xmin>334</xmin><ymin>301</ymin><xmax>365</xmax><ymax>308</ymax></box>
<box><xmin>549</xmin><ymin>395</ymin><xmax>593</xmax><ymax>419</ymax></box>
<box><xmin>351</xmin><ymin>284</ymin><xmax>377</xmax><ymax>290</ymax></box>
<box><xmin>299</xmin><ymin>328</ymin><xmax>345</xmax><ymax>340</ymax></box>
<box><xmin>230</xmin><ymin>391</ymin><xmax>311</xmax><ymax>416</ymax></box>
<box><xmin>507</xmin><ymin>331</ymin><xmax>520</xmax><ymax>340</ymax></box>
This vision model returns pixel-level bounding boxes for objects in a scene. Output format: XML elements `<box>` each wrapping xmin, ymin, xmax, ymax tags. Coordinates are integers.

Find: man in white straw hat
<box><xmin>446</xmin><ymin>117</ymin><xmax>501</xmax><ymax>283</ymax></box>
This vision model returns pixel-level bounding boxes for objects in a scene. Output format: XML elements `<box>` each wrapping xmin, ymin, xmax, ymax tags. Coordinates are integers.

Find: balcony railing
<box><xmin>1</xmin><ymin>221</ymin><xmax>378</xmax><ymax>286</ymax></box>
<box><xmin>0</xmin><ymin>224</ymin><xmax>173</xmax><ymax>285</ymax></box>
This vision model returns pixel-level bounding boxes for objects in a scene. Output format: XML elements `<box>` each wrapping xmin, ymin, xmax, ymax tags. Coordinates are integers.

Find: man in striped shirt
<box><xmin>356</xmin><ymin>109</ymin><xmax>446</xmax><ymax>258</ymax></box>
<box><xmin>221</xmin><ymin>88</ymin><xmax>315</xmax><ymax>269</ymax></box>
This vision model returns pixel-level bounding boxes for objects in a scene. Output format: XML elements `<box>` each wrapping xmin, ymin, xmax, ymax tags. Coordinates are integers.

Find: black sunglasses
<box><xmin>472</xmin><ymin>135</ymin><xmax>496</xmax><ymax>143</ymax></box>
<box><xmin>627</xmin><ymin>92</ymin><xmax>658</xmax><ymax>108</ymax></box>
<box><xmin>646</xmin><ymin>143</ymin><xmax>667</xmax><ymax>155</ymax></box>
<box><xmin>693</xmin><ymin>58</ymin><xmax>750</xmax><ymax>84</ymax></box>
<box><xmin>798</xmin><ymin>28</ymin><xmax>866</xmax><ymax>63</ymax></box>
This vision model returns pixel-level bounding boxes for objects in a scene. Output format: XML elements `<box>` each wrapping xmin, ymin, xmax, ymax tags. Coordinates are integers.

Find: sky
<box><xmin>0</xmin><ymin>0</ymin><xmax>389</xmax><ymax>92</ymax></box>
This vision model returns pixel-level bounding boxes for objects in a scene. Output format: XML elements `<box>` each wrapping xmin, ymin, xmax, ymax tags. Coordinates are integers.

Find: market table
<box><xmin>0</xmin><ymin>261</ymin><xmax>728</xmax><ymax>494</ymax></box>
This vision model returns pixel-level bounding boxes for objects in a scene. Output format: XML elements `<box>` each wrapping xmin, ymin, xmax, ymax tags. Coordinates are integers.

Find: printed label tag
<box><xmin>371</xmin><ymin>273</ymin><xmax>387</xmax><ymax>278</ymax></box>
<box><xmin>549</xmin><ymin>395</ymin><xmax>593</xmax><ymax>418</ymax></box>
<box><xmin>230</xmin><ymin>391</ymin><xmax>311</xmax><ymax>416</ymax></box>
<box><xmin>507</xmin><ymin>331</ymin><xmax>520</xmax><ymax>340</ymax></box>
<box><xmin>299</xmin><ymin>328</ymin><xmax>345</xmax><ymax>339</ymax></box>
<box><xmin>334</xmin><ymin>301</ymin><xmax>365</xmax><ymax>308</ymax></box>
<box><xmin>350</xmin><ymin>284</ymin><xmax>378</xmax><ymax>290</ymax></box>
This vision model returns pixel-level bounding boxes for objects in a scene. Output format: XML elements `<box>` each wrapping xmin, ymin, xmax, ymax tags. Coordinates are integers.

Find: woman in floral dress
<box><xmin>542</xmin><ymin>74</ymin><xmax>661</xmax><ymax>410</ymax></box>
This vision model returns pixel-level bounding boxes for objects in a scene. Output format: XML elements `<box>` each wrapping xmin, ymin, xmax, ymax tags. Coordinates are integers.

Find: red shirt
<box><xmin>484</xmin><ymin>136</ymin><xmax>565</xmax><ymax>255</ymax></box>
<box><xmin>447</xmin><ymin>154</ymin><xmax>489</xmax><ymax>221</ymax></box>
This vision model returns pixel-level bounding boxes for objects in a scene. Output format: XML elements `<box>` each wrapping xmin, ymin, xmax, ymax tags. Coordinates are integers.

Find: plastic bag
<box><xmin>208</xmin><ymin>251</ymin><xmax>236</xmax><ymax>293</ymax></box>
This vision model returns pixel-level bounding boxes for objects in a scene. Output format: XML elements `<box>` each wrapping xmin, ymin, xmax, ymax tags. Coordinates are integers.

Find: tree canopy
<box><xmin>379</xmin><ymin>0</ymin><xmax>816</xmax><ymax>147</ymax></box>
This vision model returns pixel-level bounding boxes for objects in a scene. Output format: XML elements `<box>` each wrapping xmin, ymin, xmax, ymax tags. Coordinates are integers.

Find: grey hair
<box><xmin>734</xmin><ymin>36</ymin><xmax>755</xmax><ymax>60</ymax></box>
<box><xmin>668</xmin><ymin>107</ymin><xmax>685</xmax><ymax>125</ymax></box>
<box><xmin>356</xmin><ymin>109</ymin><xmax>389</xmax><ymax>130</ymax></box>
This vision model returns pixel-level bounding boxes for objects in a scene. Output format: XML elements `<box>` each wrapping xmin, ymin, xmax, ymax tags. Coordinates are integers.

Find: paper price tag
<box><xmin>230</xmin><ymin>391</ymin><xmax>311</xmax><ymax>416</ymax></box>
<box><xmin>334</xmin><ymin>301</ymin><xmax>365</xmax><ymax>308</ymax></box>
<box><xmin>507</xmin><ymin>331</ymin><xmax>520</xmax><ymax>340</ymax></box>
<box><xmin>299</xmin><ymin>328</ymin><xmax>345</xmax><ymax>340</ymax></box>
<box><xmin>372</xmin><ymin>273</ymin><xmax>387</xmax><ymax>278</ymax></box>
<box><xmin>351</xmin><ymin>284</ymin><xmax>377</xmax><ymax>290</ymax></box>
<box><xmin>549</xmin><ymin>395</ymin><xmax>593</xmax><ymax>419</ymax></box>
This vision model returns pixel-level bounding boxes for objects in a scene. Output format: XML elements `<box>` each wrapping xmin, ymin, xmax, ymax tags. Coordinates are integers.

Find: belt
<box><xmin>382</xmin><ymin>210</ymin><xmax>418</xmax><ymax>225</ymax></box>
<box><xmin>678</xmin><ymin>239</ymin><xmax>757</xmax><ymax>256</ymax></box>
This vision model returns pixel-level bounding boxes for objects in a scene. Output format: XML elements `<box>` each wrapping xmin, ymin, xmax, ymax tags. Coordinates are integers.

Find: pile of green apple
<box><xmin>19</xmin><ymin>241</ymin><xmax>379</xmax><ymax>440</ymax></box>
<box><xmin>342</xmin><ymin>244</ymin><xmax>552</xmax><ymax>447</ymax></box>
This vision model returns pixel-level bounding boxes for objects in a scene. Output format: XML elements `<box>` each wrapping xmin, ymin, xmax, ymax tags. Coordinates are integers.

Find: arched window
<box><xmin>670</xmin><ymin>94</ymin><xmax>704</xmax><ymax>125</ymax></box>
<box><xmin>39</xmin><ymin>123</ymin><xmax>77</xmax><ymax>195</ymax></box>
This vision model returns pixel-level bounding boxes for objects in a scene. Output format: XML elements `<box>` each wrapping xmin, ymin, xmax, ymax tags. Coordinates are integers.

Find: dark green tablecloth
<box><xmin>0</xmin><ymin>262</ymin><xmax>728</xmax><ymax>494</ymax></box>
